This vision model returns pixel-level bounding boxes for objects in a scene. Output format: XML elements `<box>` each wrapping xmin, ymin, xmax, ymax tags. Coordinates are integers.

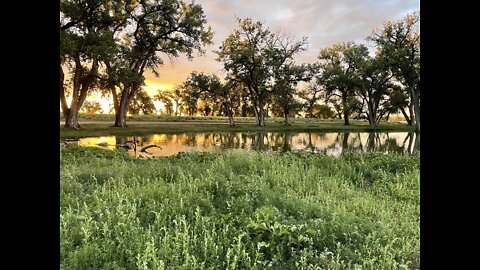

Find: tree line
<box><xmin>60</xmin><ymin>0</ymin><xmax>419</xmax><ymax>131</ymax></box>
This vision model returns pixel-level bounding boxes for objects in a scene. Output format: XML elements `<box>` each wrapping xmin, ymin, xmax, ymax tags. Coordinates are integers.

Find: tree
<box><xmin>178</xmin><ymin>82</ymin><xmax>200</xmax><ymax>116</ymax></box>
<box><xmin>155</xmin><ymin>88</ymin><xmax>184</xmax><ymax>116</ymax></box>
<box><xmin>312</xmin><ymin>104</ymin><xmax>336</xmax><ymax>119</ymax></box>
<box><xmin>60</xmin><ymin>0</ymin><xmax>121</xmax><ymax>129</ymax></box>
<box><xmin>317</xmin><ymin>42</ymin><xmax>368</xmax><ymax>125</ymax></box>
<box><xmin>298</xmin><ymin>81</ymin><xmax>325</xmax><ymax>118</ymax></box>
<box><xmin>272</xmin><ymin>64</ymin><xmax>313</xmax><ymax>125</ymax></box>
<box><xmin>81</xmin><ymin>100</ymin><xmax>104</xmax><ymax>114</ymax></box>
<box><xmin>215</xmin><ymin>18</ymin><xmax>307</xmax><ymax>126</ymax></box>
<box><xmin>387</xmin><ymin>86</ymin><xmax>412</xmax><ymax>124</ymax></box>
<box><xmin>128</xmin><ymin>89</ymin><xmax>156</xmax><ymax>115</ymax></box>
<box><xmin>154</xmin><ymin>90</ymin><xmax>174</xmax><ymax>116</ymax></box>
<box><xmin>107</xmin><ymin>0</ymin><xmax>213</xmax><ymax>127</ymax></box>
<box><xmin>183</xmin><ymin>72</ymin><xmax>240</xmax><ymax>126</ymax></box>
<box><xmin>356</xmin><ymin>56</ymin><xmax>396</xmax><ymax>126</ymax></box>
<box><xmin>369</xmin><ymin>12</ymin><xmax>420</xmax><ymax>131</ymax></box>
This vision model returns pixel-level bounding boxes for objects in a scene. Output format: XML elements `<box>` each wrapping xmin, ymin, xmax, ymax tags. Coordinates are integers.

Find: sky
<box><xmin>142</xmin><ymin>0</ymin><xmax>420</xmax><ymax>95</ymax></box>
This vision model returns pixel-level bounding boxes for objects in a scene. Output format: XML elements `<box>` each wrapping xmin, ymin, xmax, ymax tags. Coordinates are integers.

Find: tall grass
<box><xmin>61</xmin><ymin>147</ymin><xmax>419</xmax><ymax>269</ymax></box>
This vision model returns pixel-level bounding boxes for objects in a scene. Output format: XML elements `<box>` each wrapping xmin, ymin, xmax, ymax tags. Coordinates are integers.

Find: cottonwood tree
<box><xmin>154</xmin><ymin>88</ymin><xmax>184</xmax><ymax>116</ymax></box>
<box><xmin>183</xmin><ymin>72</ymin><xmax>240</xmax><ymax>125</ymax></box>
<box><xmin>298</xmin><ymin>81</ymin><xmax>325</xmax><ymax>118</ymax></box>
<box><xmin>107</xmin><ymin>0</ymin><xmax>213</xmax><ymax>127</ymax></box>
<box><xmin>388</xmin><ymin>86</ymin><xmax>413</xmax><ymax>124</ymax></box>
<box><xmin>369</xmin><ymin>12</ymin><xmax>420</xmax><ymax>131</ymax></box>
<box><xmin>313</xmin><ymin>104</ymin><xmax>336</xmax><ymax>119</ymax></box>
<box><xmin>317</xmin><ymin>42</ymin><xmax>368</xmax><ymax>125</ymax></box>
<box><xmin>216</xmin><ymin>18</ymin><xmax>307</xmax><ymax>126</ymax></box>
<box><xmin>272</xmin><ymin>64</ymin><xmax>313</xmax><ymax>125</ymax></box>
<box><xmin>128</xmin><ymin>89</ymin><xmax>156</xmax><ymax>115</ymax></box>
<box><xmin>81</xmin><ymin>100</ymin><xmax>104</xmax><ymax>114</ymax></box>
<box><xmin>154</xmin><ymin>90</ymin><xmax>174</xmax><ymax>115</ymax></box>
<box><xmin>356</xmin><ymin>56</ymin><xmax>396</xmax><ymax>126</ymax></box>
<box><xmin>60</xmin><ymin>0</ymin><xmax>121</xmax><ymax>128</ymax></box>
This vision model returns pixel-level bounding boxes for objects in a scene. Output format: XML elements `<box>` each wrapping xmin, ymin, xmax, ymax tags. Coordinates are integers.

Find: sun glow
<box><xmin>143</xmin><ymin>80</ymin><xmax>175</xmax><ymax>96</ymax></box>
<box><xmin>61</xmin><ymin>81</ymin><xmax>175</xmax><ymax>115</ymax></box>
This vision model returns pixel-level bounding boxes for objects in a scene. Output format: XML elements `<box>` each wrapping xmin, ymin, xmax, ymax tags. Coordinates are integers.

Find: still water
<box><xmin>62</xmin><ymin>132</ymin><xmax>419</xmax><ymax>157</ymax></box>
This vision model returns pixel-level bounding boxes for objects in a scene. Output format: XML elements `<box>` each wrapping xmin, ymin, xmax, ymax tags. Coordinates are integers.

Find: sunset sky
<box><xmin>80</xmin><ymin>0</ymin><xmax>420</xmax><ymax>113</ymax></box>
<box><xmin>143</xmin><ymin>0</ymin><xmax>419</xmax><ymax>92</ymax></box>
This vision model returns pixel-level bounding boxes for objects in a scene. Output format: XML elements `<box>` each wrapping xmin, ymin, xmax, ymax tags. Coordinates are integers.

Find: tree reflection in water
<box><xmin>78</xmin><ymin>131</ymin><xmax>419</xmax><ymax>157</ymax></box>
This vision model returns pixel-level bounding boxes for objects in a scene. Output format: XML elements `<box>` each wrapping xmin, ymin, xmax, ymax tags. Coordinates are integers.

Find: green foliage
<box><xmin>298</xmin><ymin>81</ymin><xmax>325</xmax><ymax>118</ymax></box>
<box><xmin>368</xmin><ymin>12</ymin><xmax>420</xmax><ymax>130</ymax></box>
<box><xmin>81</xmin><ymin>101</ymin><xmax>104</xmax><ymax>114</ymax></box>
<box><xmin>154</xmin><ymin>88</ymin><xmax>184</xmax><ymax>116</ymax></box>
<box><xmin>317</xmin><ymin>42</ymin><xmax>369</xmax><ymax>124</ymax></box>
<box><xmin>61</xmin><ymin>147</ymin><xmax>419</xmax><ymax>269</ymax></box>
<box><xmin>61</xmin><ymin>0</ymin><xmax>214</xmax><ymax>126</ymax></box>
<box><xmin>312</xmin><ymin>104</ymin><xmax>336</xmax><ymax>119</ymax></box>
<box><xmin>272</xmin><ymin>64</ymin><xmax>314</xmax><ymax>122</ymax></box>
<box><xmin>215</xmin><ymin>18</ymin><xmax>308</xmax><ymax>126</ymax></box>
<box><xmin>129</xmin><ymin>89</ymin><xmax>156</xmax><ymax>115</ymax></box>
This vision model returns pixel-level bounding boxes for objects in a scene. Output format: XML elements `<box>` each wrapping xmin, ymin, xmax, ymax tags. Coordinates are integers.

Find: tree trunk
<box><xmin>110</xmin><ymin>85</ymin><xmax>120</xmax><ymax>119</ymax></box>
<box><xmin>65</xmin><ymin>105</ymin><xmax>80</xmax><ymax>129</ymax></box>
<box><xmin>116</xmin><ymin>102</ymin><xmax>130</xmax><ymax>127</ymax></box>
<box><xmin>64</xmin><ymin>59</ymin><xmax>98</xmax><ymax>129</ymax></box>
<box><xmin>367</xmin><ymin>113</ymin><xmax>373</xmax><ymax>126</ymax></box>
<box><xmin>408</xmin><ymin>102</ymin><xmax>415</xmax><ymax>126</ymax></box>
<box><xmin>400</xmin><ymin>107</ymin><xmax>412</xmax><ymax>125</ymax></box>
<box><xmin>366</xmin><ymin>100</ymin><xmax>376</xmax><ymax>126</ymax></box>
<box><xmin>60</xmin><ymin>65</ymin><xmax>70</xmax><ymax>122</ymax></box>
<box><xmin>228</xmin><ymin>114</ymin><xmax>235</xmax><ymax>126</ymax></box>
<box><xmin>253</xmin><ymin>103</ymin><xmax>260</xmax><ymax>126</ymax></box>
<box><xmin>226</xmin><ymin>103</ymin><xmax>235</xmax><ymax>126</ymax></box>
<box><xmin>284</xmin><ymin>109</ymin><xmax>290</xmax><ymax>126</ymax></box>
<box><xmin>64</xmin><ymin>54</ymin><xmax>82</xmax><ymax>129</ymax></box>
<box><xmin>64</xmin><ymin>89</ymin><xmax>81</xmax><ymax>129</ymax></box>
<box><xmin>258</xmin><ymin>101</ymin><xmax>265</xmax><ymax>126</ymax></box>
<box><xmin>342</xmin><ymin>94</ymin><xmax>350</xmax><ymax>126</ymax></box>
<box><xmin>411</xmin><ymin>87</ymin><xmax>420</xmax><ymax>132</ymax></box>
<box><xmin>115</xmin><ymin>89</ymin><xmax>131</xmax><ymax>127</ymax></box>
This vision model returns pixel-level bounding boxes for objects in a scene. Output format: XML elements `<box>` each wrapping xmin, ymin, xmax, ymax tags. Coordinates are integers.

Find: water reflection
<box><xmin>71</xmin><ymin>132</ymin><xmax>419</xmax><ymax>157</ymax></box>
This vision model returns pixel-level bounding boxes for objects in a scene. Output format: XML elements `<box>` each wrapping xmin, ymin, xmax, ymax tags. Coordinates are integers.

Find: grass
<box><xmin>61</xmin><ymin>147</ymin><xmax>420</xmax><ymax>269</ymax></box>
<box><xmin>62</xmin><ymin>113</ymin><xmax>409</xmax><ymax>124</ymax></box>
<box><xmin>63</xmin><ymin>113</ymin><xmax>262</xmax><ymax>123</ymax></box>
<box><xmin>60</xmin><ymin>115</ymin><xmax>414</xmax><ymax>139</ymax></box>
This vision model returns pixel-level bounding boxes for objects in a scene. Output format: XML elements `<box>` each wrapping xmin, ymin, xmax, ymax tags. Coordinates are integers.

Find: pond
<box><xmin>61</xmin><ymin>131</ymin><xmax>419</xmax><ymax>157</ymax></box>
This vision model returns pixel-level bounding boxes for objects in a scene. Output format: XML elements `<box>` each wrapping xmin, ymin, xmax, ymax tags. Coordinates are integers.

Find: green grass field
<box><xmin>61</xmin><ymin>147</ymin><xmax>420</xmax><ymax>269</ymax></box>
<box><xmin>60</xmin><ymin>114</ymin><xmax>414</xmax><ymax>138</ymax></box>
<box><xmin>62</xmin><ymin>113</ymin><xmax>408</xmax><ymax>124</ymax></box>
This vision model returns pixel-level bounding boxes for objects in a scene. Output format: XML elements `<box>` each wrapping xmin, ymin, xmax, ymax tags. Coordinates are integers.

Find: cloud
<box><xmin>147</xmin><ymin>0</ymin><xmax>419</xmax><ymax>89</ymax></box>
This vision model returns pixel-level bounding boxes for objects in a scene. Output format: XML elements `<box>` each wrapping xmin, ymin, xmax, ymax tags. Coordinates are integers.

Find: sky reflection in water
<box><xmin>72</xmin><ymin>132</ymin><xmax>419</xmax><ymax>157</ymax></box>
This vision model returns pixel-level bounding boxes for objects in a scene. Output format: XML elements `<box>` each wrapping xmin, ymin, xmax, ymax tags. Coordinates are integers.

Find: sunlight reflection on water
<box><xmin>66</xmin><ymin>131</ymin><xmax>419</xmax><ymax>157</ymax></box>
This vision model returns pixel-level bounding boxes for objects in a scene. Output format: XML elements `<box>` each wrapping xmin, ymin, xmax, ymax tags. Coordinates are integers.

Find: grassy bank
<box><xmin>61</xmin><ymin>147</ymin><xmax>419</xmax><ymax>269</ymax></box>
<box><xmin>62</xmin><ymin>113</ymin><xmax>408</xmax><ymax>124</ymax></box>
<box><xmin>60</xmin><ymin>120</ymin><xmax>414</xmax><ymax>139</ymax></box>
<box><xmin>62</xmin><ymin>113</ymin><xmax>260</xmax><ymax>123</ymax></box>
